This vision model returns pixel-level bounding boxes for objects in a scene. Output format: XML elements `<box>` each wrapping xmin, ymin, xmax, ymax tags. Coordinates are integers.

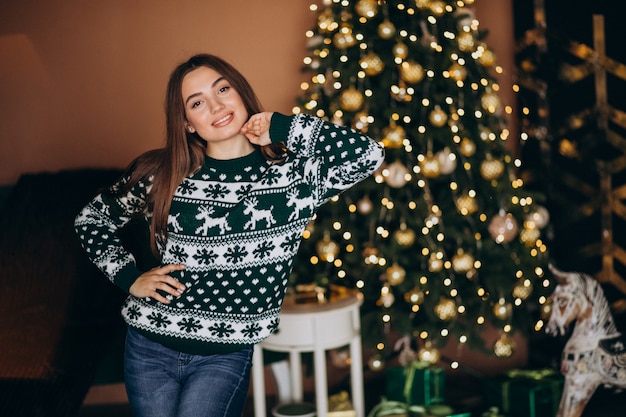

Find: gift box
<box><xmin>367</xmin><ymin>399</ymin><xmax>408</xmax><ymax>417</ymax></box>
<box><xmin>483</xmin><ymin>369</ymin><xmax>564</xmax><ymax>417</ymax></box>
<box><xmin>366</xmin><ymin>399</ymin><xmax>469</xmax><ymax>417</ymax></box>
<box><xmin>386</xmin><ymin>361</ymin><xmax>445</xmax><ymax>406</ymax></box>
<box><xmin>424</xmin><ymin>404</ymin><xmax>471</xmax><ymax>417</ymax></box>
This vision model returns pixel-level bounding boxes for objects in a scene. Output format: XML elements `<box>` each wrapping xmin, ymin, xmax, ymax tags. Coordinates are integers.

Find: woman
<box><xmin>75</xmin><ymin>53</ymin><xmax>384</xmax><ymax>417</ymax></box>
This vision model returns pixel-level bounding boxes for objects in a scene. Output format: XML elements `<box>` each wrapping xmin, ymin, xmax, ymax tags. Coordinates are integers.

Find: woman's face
<box><xmin>181</xmin><ymin>66</ymin><xmax>248</xmax><ymax>145</ymax></box>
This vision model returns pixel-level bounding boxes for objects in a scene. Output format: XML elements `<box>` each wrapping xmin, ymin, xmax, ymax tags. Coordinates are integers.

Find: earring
<box><xmin>186</xmin><ymin>126</ymin><xmax>194</xmax><ymax>133</ymax></box>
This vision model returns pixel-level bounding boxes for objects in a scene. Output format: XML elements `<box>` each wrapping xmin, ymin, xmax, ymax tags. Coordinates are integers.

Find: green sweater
<box><xmin>75</xmin><ymin>113</ymin><xmax>384</xmax><ymax>355</ymax></box>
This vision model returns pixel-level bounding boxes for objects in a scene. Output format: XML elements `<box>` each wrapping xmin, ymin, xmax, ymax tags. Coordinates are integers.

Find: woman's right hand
<box><xmin>240</xmin><ymin>112</ymin><xmax>274</xmax><ymax>146</ymax></box>
<box><xmin>129</xmin><ymin>264</ymin><xmax>186</xmax><ymax>304</ymax></box>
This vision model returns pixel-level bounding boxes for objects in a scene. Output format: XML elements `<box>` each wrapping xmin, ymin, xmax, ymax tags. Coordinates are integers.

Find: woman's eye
<box><xmin>191</xmin><ymin>100</ymin><xmax>203</xmax><ymax>108</ymax></box>
<box><xmin>217</xmin><ymin>85</ymin><xmax>230</xmax><ymax>94</ymax></box>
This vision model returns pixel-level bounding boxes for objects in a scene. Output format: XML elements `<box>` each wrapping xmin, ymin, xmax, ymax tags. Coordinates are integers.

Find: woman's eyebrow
<box><xmin>184</xmin><ymin>76</ymin><xmax>226</xmax><ymax>105</ymax></box>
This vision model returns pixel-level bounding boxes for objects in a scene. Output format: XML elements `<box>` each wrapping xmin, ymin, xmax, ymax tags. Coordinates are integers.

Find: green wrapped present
<box><xmin>425</xmin><ymin>404</ymin><xmax>471</xmax><ymax>417</ymax></box>
<box><xmin>366</xmin><ymin>399</ymin><xmax>470</xmax><ymax>417</ymax></box>
<box><xmin>367</xmin><ymin>399</ymin><xmax>409</xmax><ymax>417</ymax></box>
<box><xmin>483</xmin><ymin>369</ymin><xmax>563</xmax><ymax>417</ymax></box>
<box><xmin>386</xmin><ymin>361</ymin><xmax>445</xmax><ymax>406</ymax></box>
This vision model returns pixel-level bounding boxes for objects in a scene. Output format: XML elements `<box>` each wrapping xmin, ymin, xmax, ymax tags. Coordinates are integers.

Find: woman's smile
<box><xmin>213</xmin><ymin>113</ymin><xmax>234</xmax><ymax>126</ymax></box>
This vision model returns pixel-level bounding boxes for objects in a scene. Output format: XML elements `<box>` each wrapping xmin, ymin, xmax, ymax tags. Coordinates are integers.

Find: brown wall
<box><xmin>0</xmin><ymin>0</ymin><xmax>513</xmax><ymax>186</ymax></box>
<box><xmin>0</xmin><ymin>0</ymin><xmax>315</xmax><ymax>185</ymax></box>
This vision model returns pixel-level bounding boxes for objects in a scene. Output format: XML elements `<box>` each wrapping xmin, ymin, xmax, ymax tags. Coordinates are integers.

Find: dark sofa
<box><xmin>0</xmin><ymin>169</ymin><xmax>136</xmax><ymax>417</ymax></box>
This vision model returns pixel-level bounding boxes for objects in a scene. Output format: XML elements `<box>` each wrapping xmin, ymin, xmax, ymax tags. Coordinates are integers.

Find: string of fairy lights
<box><xmin>290</xmin><ymin>0</ymin><xmax>552</xmax><ymax>370</ymax></box>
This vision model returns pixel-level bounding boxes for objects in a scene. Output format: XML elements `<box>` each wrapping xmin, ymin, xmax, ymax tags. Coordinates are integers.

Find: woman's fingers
<box><xmin>241</xmin><ymin>113</ymin><xmax>272</xmax><ymax>144</ymax></box>
<box><xmin>129</xmin><ymin>264</ymin><xmax>186</xmax><ymax>303</ymax></box>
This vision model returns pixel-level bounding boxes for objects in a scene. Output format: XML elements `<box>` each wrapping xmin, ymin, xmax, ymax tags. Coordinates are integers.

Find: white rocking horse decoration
<box><xmin>546</xmin><ymin>265</ymin><xmax>626</xmax><ymax>417</ymax></box>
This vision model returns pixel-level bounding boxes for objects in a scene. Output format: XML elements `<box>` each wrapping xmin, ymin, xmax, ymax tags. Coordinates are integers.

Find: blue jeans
<box><xmin>124</xmin><ymin>327</ymin><xmax>253</xmax><ymax>417</ymax></box>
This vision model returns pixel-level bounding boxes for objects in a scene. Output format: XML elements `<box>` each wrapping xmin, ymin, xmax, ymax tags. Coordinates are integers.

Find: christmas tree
<box><xmin>290</xmin><ymin>0</ymin><xmax>551</xmax><ymax>366</ymax></box>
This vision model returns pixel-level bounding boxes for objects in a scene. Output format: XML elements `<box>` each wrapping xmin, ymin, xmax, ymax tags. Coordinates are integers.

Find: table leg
<box><xmin>349</xmin><ymin>337</ymin><xmax>365</xmax><ymax>417</ymax></box>
<box><xmin>252</xmin><ymin>344</ymin><xmax>266</xmax><ymax>417</ymax></box>
<box><xmin>289</xmin><ymin>350</ymin><xmax>303</xmax><ymax>402</ymax></box>
<box><xmin>314</xmin><ymin>347</ymin><xmax>328</xmax><ymax>417</ymax></box>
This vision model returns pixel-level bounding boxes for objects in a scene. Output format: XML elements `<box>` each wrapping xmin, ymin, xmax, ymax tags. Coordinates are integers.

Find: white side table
<box><xmin>252</xmin><ymin>287</ymin><xmax>364</xmax><ymax>417</ymax></box>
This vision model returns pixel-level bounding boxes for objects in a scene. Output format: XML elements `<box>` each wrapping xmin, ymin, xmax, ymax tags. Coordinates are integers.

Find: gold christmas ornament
<box><xmin>519</xmin><ymin>226</ymin><xmax>541</xmax><ymax>247</ymax></box>
<box><xmin>393</xmin><ymin>222</ymin><xmax>416</xmax><ymax>247</ymax></box>
<box><xmin>378</xmin><ymin>20</ymin><xmax>396</xmax><ymax>39</ymax></box>
<box><xmin>353</xmin><ymin>111</ymin><xmax>371</xmax><ymax>132</ymax></box>
<box><xmin>339</xmin><ymin>87</ymin><xmax>364</xmax><ymax>112</ymax></box>
<box><xmin>457</xmin><ymin>32</ymin><xmax>475</xmax><ymax>52</ymax></box>
<box><xmin>363</xmin><ymin>246</ymin><xmax>381</xmax><ymax>264</ymax></box>
<box><xmin>386</xmin><ymin>262</ymin><xmax>407</xmax><ymax>286</ymax></box>
<box><xmin>391</xmin><ymin>81</ymin><xmax>412</xmax><ymax>102</ymax></box>
<box><xmin>428</xmin><ymin>252</ymin><xmax>444</xmax><ymax>272</ymax></box>
<box><xmin>360</xmin><ymin>52</ymin><xmax>385</xmax><ymax>76</ymax></box>
<box><xmin>477</xmin><ymin>48</ymin><xmax>496</xmax><ymax>67</ymax></box>
<box><xmin>393</xmin><ymin>42</ymin><xmax>409</xmax><ymax>60</ymax></box>
<box><xmin>452</xmin><ymin>249</ymin><xmax>474</xmax><ymax>273</ymax></box>
<box><xmin>382</xmin><ymin>123</ymin><xmax>406</xmax><ymax>148</ymax></box>
<box><xmin>448</xmin><ymin>62</ymin><xmax>467</xmax><ymax>82</ymax></box>
<box><xmin>405</xmin><ymin>288</ymin><xmax>425</xmax><ymax>305</ymax></box>
<box><xmin>525</xmin><ymin>206</ymin><xmax>550</xmax><ymax>229</ymax></box>
<box><xmin>493</xmin><ymin>333</ymin><xmax>515</xmax><ymax>358</ymax></box>
<box><xmin>455</xmin><ymin>193</ymin><xmax>478</xmax><ymax>215</ymax></box>
<box><xmin>493</xmin><ymin>298</ymin><xmax>513</xmax><ymax>321</ymax></box>
<box><xmin>459</xmin><ymin>137</ymin><xmax>476</xmax><ymax>157</ymax></box>
<box><xmin>355</xmin><ymin>0</ymin><xmax>379</xmax><ymax>18</ymax></box>
<box><xmin>480</xmin><ymin>156</ymin><xmax>505</xmax><ymax>180</ymax></box>
<box><xmin>333</xmin><ymin>24</ymin><xmax>357</xmax><ymax>49</ymax></box>
<box><xmin>384</xmin><ymin>161</ymin><xmax>410</xmax><ymax>188</ymax></box>
<box><xmin>481</xmin><ymin>91</ymin><xmax>502</xmax><ymax>114</ymax></box>
<box><xmin>417</xmin><ymin>342</ymin><xmax>441</xmax><ymax>364</ymax></box>
<box><xmin>513</xmin><ymin>280</ymin><xmax>533</xmax><ymax>300</ymax></box>
<box><xmin>429</xmin><ymin>1</ymin><xmax>447</xmax><ymax>17</ymax></box>
<box><xmin>316</xmin><ymin>232</ymin><xmax>340</xmax><ymax>262</ymax></box>
<box><xmin>379</xmin><ymin>284</ymin><xmax>395</xmax><ymax>308</ymax></box>
<box><xmin>436</xmin><ymin>147</ymin><xmax>457</xmax><ymax>174</ymax></box>
<box><xmin>357</xmin><ymin>195</ymin><xmax>374</xmax><ymax>214</ymax></box>
<box><xmin>428</xmin><ymin>106</ymin><xmax>448</xmax><ymax>127</ymax></box>
<box><xmin>419</xmin><ymin>153</ymin><xmax>441</xmax><ymax>178</ymax></box>
<box><xmin>488</xmin><ymin>211</ymin><xmax>519</xmax><ymax>244</ymax></box>
<box><xmin>317</xmin><ymin>9</ymin><xmax>336</xmax><ymax>32</ymax></box>
<box><xmin>434</xmin><ymin>297</ymin><xmax>457</xmax><ymax>321</ymax></box>
<box><xmin>400</xmin><ymin>60</ymin><xmax>425</xmax><ymax>84</ymax></box>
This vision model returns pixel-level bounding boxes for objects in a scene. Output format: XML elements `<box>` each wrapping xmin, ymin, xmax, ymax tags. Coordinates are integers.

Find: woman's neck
<box><xmin>205</xmin><ymin>135</ymin><xmax>255</xmax><ymax>160</ymax></box>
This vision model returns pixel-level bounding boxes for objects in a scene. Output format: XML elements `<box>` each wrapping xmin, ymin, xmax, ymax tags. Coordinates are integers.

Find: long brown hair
<box><xmin>122</xmin><ymin>54</ymin><xmax>286</xmax><ymax>257</ymax></box>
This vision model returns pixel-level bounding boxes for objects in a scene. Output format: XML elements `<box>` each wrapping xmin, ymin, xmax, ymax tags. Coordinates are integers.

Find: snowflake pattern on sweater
<box><xmin>74</xmin><ymin>113</ymin><xmax>384</xmax><ymax>355</ymax></box>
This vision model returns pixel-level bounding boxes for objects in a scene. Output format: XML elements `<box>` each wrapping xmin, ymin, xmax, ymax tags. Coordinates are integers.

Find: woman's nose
<box><xmin>209</xmin><ymin>98</ymin><xmax>224</xmax><ymax>113</ymax></box>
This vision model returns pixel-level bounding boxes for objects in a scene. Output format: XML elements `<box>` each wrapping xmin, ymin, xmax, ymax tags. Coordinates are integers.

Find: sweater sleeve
<box><xmin>74</xmin><ymin>173</ymin><xmax>151</xmax><ymax>293</ymax></box>
<box><xmin>269</xmin><ymin>113</ymin><xmax>385</xmax><ymax>205</ymax></box>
